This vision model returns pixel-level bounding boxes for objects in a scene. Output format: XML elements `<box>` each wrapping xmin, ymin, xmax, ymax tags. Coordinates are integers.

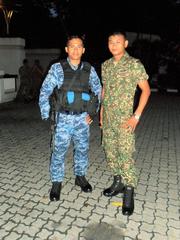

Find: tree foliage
<box><xmin>0</xmin><ymin>0</ymin><xmax>71</xmax><ymax>35</ymax></box>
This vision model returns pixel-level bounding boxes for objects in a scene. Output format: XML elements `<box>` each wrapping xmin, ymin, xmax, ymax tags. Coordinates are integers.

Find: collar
<box><xmin>111</xmin><ymin>51</ymin><xmax>129</xmax><ymax>64</ymax></box>
<box><xmin>67</xmin><ymin>57</ymin><xmax>82</xmax><ymax>70</ymax></box>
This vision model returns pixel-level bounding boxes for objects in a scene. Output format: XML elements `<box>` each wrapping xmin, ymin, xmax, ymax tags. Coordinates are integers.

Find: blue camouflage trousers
<box><xmin>50</xmin><ymin>112</ymin><xmax>90</xmax><ymax>182</ymax></box>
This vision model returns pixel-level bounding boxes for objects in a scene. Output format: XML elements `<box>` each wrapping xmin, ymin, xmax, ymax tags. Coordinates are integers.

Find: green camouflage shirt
<box><xmin>102</xmin><ymin>51</ymin><xmax>149</xmax><ymax>128</ymax></box>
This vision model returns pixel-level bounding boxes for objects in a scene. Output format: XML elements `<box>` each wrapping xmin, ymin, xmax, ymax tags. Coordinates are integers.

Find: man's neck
<box><xmin>69</xmin><ymin>59</ymin><xmax>81</xmax><ymax>66</ymax></box>
<box><xmin>113</xmin><ymin>52</ymin><xmax>125</xmax><ymax>62</ymax></box>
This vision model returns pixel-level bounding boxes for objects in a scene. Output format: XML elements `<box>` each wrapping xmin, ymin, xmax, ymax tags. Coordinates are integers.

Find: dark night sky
<box><xmin>0</xmin><ymin>0</ymin><xmax>180</xmax><ymax>52</ymax></box>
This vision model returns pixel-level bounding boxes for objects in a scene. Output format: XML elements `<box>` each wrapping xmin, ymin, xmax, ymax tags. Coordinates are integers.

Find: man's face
<box><xmin>108</xmin><ymin>34</ymin><xmax>128</xmax><ymax>57</ymax></box>
<box><xmin>65</xmin><ymin>38</ymin><xmax>85</xmax><ymax>61</ymax></box>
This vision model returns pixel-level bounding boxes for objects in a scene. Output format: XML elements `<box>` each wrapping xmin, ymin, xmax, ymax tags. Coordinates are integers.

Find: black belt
<box><xmin>60</xmin><ymin>110</ymin><xmax>84</xmax><ymax>115</ymax></box>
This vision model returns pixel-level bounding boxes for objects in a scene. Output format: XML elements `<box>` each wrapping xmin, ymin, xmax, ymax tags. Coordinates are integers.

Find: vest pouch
<box><xmin>67</xmin><ymin>91</ymin><xmax>74</xmax><ymax>104</ymax></box>
<box><xmin>54</xmin><ymin>89</ymin><xmax>68</xmax><ymax>112</ymax></box>
<box><xmin>86</xmin><ymin>92</ymin><xmax>98</xmax><ymax>116</ymax></box>
<box><xmin>82</xmin><ymin>92</ymin><xmax>90</xmax><ymax>101</ymax></box>
<box><xmin>72</xmin><ymin>92</ymin><xmax>84</xmax><ymax>112</ymax></box>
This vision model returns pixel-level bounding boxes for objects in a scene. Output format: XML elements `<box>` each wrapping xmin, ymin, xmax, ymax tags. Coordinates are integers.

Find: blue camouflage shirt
<box><xmin>39</xmin><ymin>58</ymin><xmax>102</xmax><ymax>119</ymax></box>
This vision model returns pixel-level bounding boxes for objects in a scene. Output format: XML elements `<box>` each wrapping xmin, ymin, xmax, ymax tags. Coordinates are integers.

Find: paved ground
<box><xmin>0</xmin><ymin>93</ymin><xmax>180</xmax><ymax>240</ymax></box>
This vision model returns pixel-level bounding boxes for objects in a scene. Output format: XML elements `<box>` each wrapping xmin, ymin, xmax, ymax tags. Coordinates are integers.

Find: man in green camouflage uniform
<box><xmin>100</xmin><ymin>31</ymin><xmax>151</xmax><ymax>216</ymax></box>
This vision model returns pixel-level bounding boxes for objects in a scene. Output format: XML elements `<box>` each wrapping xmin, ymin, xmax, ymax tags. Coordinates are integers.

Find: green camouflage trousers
<box><xmin>102</xmin><ymin>126</ymin><xmax>137</xmax><ymax>187</ymax></box>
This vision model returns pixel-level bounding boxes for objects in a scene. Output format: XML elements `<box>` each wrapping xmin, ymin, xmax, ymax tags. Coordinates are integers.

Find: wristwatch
<box><xmin>133</xmin><ymin>113</ymin><xmax>141</xmax><ymax>121</ymax></box>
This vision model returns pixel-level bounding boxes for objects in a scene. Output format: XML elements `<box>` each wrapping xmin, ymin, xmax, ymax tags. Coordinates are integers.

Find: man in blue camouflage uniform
<box><xmin>39</xmin><ymin>35</ymin><xmax>102</xmax><ymax>201</ymax></box>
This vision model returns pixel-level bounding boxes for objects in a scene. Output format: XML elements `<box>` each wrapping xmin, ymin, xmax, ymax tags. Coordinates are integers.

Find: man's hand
<box><xmin>86</xmin><ymin>115</ymin><xmax>93</xmax><ymax>125</ymax></box>
<box><xmin>42</xmin><ymin>117</ymin><xmax>49</xmax><ymax>121</ymax></box>
<box><xmin>99</xmin><ymin>119</ymin><xmax>102</xmax><ymax>129</ymax></box>
<box><xmin>122</xmin><ymin>115</ymin><xmax>139</xmax><ymax>133</ymax></box>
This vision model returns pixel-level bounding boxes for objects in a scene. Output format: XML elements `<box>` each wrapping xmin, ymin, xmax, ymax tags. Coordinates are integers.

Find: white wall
<box><xmin>0</xmin><ymin>37</ymin><xmax>61</xmax><ymax>103</ymax></box>
<box><xmin>0</xmin><ymin>38</ymin><xmax>25</xmax><ymax>102</ymax></box>
<box><xmin>0</xmin><ymin>38</ymin><xmax>25</xmax><ymax>75</ymax></box>
<box><xmin>26</xmin><ymin>48</ymin><xmax>61</xmax><ymax>74</ymax></box>
<box><xmin>0</xmin><ymin>37</ymin><xmax>61</xmax><ymax>82</ymax></box>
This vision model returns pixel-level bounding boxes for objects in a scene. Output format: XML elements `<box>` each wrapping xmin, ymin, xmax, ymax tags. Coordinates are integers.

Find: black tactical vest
<box><xmin>54</xmin><ymin>59</ymin><xmax>92</xmax><ymax>113</ymax></box>
<box><xmin>60</xmin><ymin>59</ymin><xmax>90</xmax><ymax>92</ymax></box>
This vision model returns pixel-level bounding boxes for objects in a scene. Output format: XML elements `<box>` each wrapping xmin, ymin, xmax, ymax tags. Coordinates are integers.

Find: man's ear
<box><xmin>82</xmin><ymin>47</ymin><xmax>85</xmax><ymax>54</ymax></box>
<box><xmin>65</xmin><ymin>47</ymin><xmax>68</xmax><ymax>53</ymax></box>
<box><xmin>125</xmin><ymin>40</ymin><xmax>129</xmax><ymax>48</ymax></box>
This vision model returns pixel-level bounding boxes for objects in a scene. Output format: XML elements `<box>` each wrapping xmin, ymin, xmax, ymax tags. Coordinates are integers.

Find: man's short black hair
<box><xmin>66</xmin><ymin>35</ymin><xmax>85</xmax><ymax>46</ymax></box>
<box><xmin>108</xmin><ymin>30</ymin><xmax>127</xmax><ymax>39</ymax></box>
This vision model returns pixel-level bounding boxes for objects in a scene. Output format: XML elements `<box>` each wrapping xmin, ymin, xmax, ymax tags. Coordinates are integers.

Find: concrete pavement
<box><xmin>0</xmin><ymin>93</ymin><xmax>180</xmax><ymax>240</ymax></box>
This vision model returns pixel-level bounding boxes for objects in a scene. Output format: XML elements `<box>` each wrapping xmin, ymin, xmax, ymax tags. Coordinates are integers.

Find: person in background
<box><xmin>31</xmin><ymin>59</ymin><xmax>44</xmax><ymax>101</ymax></box>
<box><xmin>39</xmin><ymin>35</ymin><xmax>102</xmax><ymax>201</ymax></box>
<box><xmin>16</xmin><ymin>59</ymin><xmax>32</xmax><ymax>102</ymax></box>
<box><xmin>100</xmin><ymin>30</ymin><xmax>151</xmax><ymax>216</ymax></box>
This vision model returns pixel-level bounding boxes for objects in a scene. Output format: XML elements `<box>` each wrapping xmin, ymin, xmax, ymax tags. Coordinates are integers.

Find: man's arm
<box><xmin>123</xmin><ymin>79</ymin><xmax>151</xmax><ymax>132</ymax></box>
<box><xmin>86</xmin><ymin>66</ymin><xmax>102</xmax><ymax>124</ymax></box>
<box><xmin>89</xmin><ymin>66</ymin><xmax>102</xmax><ymax>101</ymax></box>
<box><xmin>99</xmin><ymin>86</ymin><xmax>104</xmax><ymax>127</ymax></box>
<box><xmin>134</xmin><ymin>79</ymin><xmax>151</xmax><ymax>117</ymax></box>
<box><xmin>39</xmin><ymin>63</ymin><xmax>63</xmax><ymax>120</ymax></box>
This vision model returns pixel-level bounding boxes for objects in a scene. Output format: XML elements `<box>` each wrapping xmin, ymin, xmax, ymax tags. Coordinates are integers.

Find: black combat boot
<box><xmin>75</xmin><ymin>176</ymin><xmax>92</xmax><ymax>193</ymax></box>
<box><xmin>103</xmin><ymin>175</ymin><xmax>125</xmax><ymax>197</ymax></box>
<box><xmin>49</xmin><ymin>182</ymin><xmax>62</xmax><ymax>201</ymax></box>
<box><xmin>122</xmin><ymin>185</ymin><xmax>134</xmax><ymax>216</ymax></box>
